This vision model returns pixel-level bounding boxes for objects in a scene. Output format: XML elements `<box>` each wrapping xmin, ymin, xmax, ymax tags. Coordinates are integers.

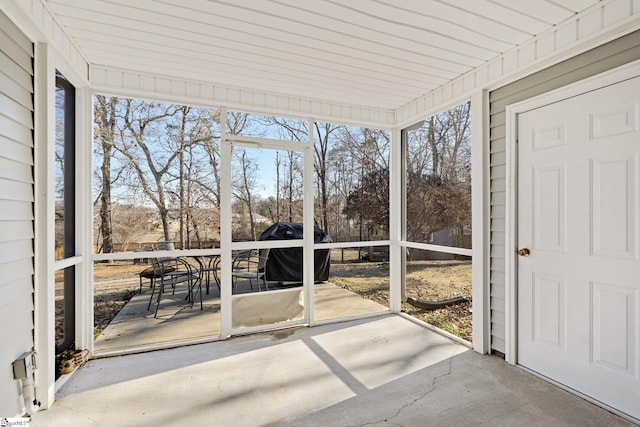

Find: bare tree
<box><xmin>409</xmin><ymin>102</ymin><xmax>471</xmax><ymax>183</ymax></box>
<box><xmin>405</xmin><ymin>102</ymin><xmax>472</xmax><ymax>246</ymax></box>
<box><xmin>200</xmin><ymin>109</ymin><xmax>222</xmax><ymax>208</ymax></box>
<box><xmin>226</xmin><ymin>112</ymin><xmax>261</xmax><ymax>240</ymax></box>
<box><xmin>227</xmin><ymin>111</ymin><xmax>248</xmax><ymax>135</ymax></box>
<box><xmin>111</xmin><ymin>204</ymin><xmax>152</xmax><ymax>251</ymax></box>
<box><xmin>262</xmin><ymin>117</ymin><xmax>345</xmax><ymax>230</ymax></box>
<box><xmin>275</xmin><ymin>151</ymin><xmax>281</xmax><ymax>222</ymax></box>
<box><xmin>259</xmin><ymin>117</ymin><xmax>306</xmax><ymax>223</ymax></box>
<box><xmin>93</xmin><ymin>95</ymin><xmax>119</xmax><ymax>253</ymax></box>
<box><xmin>324</xmin><ymin>127</ymin><xmax>390</xmax><ymax>241</ymax></box>
<box><xmin>232</xmin><ymin>148</ymin><xmax>259</xmax><ymax>240</ymax></box>
<box><xmin>115</xmin><ymin>99</ymin><xmax>181</xmax><ymax>241</ymax></box>
<box><xmin>156</xmin><ymin>106</ymin><xmax>219</xmax><ymax>249</ymax></box>
<box><xmin>54</xmin><ymin>85</ymin><xmax>65</xmax><ymax>256</ymax></box>
<box><xmin>405</xmin><ymin>174</ymin><xmax>470</xmax><ymax>246</ymax></box>
<box><xmin>327</xmin><ymin>149</ymin><xmax>356</xmax><ymax>240</ymax></box>
<box><xmin>94</xmin><ymin>97</ymin><xmax>223</xmax><ymax>250</ymax></box>
<box><xmin>343</xmin><ymin>167</ymin><xmax>389</xmax><ymax>234</ymax></box>
<box><xmin>284</xmin><ymin>150</ymin><xmax>303</xmax><ymax>222</ymax></box>
<box><xmin>339</xmin><ymin>127</ymin><xmax>389</xmax><ymax>173</ymax></box>
<box><xmin>314</xmin><ymin>123</ymin><xmax>336</xmax><ymax>231</ymax></box>
<box><xmin>182</xmin><ymin>125</ymin><xmax>217</xmax><ymax>248</ymax></box>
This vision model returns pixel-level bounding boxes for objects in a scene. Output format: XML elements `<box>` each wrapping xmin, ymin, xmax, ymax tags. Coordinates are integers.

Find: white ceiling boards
<box><xmin>43</xmin><ymin>0</ymin><xmax>602</xmax><ymax>116</ymax></box>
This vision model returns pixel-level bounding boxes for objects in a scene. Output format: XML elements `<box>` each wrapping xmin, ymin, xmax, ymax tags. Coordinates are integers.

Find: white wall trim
<box><xmin>503</xmin><ymin>59</ymin><xmax>640</xmax><ymax>366</ymax></box>
<box><xmin>395</xmin><ymin>0</ymin><xmax>640</xmax><ymax>128</ymax></box>
<box><xmin>0</xmin><ymin>0</ymin><xmax>43</xmax><ymax>42</ymax></box>
<box><xmin>3</xmin><ymin>0</ymin><xmax>90</xmax><ymax>85</ymax></box>
<box><xmin>90</xmin><ymin>66</ymin><xmax>395</xmax><ymax>129</ymax></box>
<box><xmin>33</xmin><ymin>42</ymin><xmax>56</xmax><ymax>410</ymax></box>
<box><xmin>76</xmin><ymin>86</ymin><xmax>93</xmax><ymax>353</ymax></box>
<box><xmin>471</xmin><ymin>89</ymin><xmax>490</xmax><ymax>354</ymax></box>
<box><xmin>32</xmin><ymin>41</ymin><xmax>93</xmax><ymax>408</ymax></box>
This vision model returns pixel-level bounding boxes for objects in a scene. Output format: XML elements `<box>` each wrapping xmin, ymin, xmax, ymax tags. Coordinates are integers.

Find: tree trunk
<box><xmin>95</xmin><ymin>95</ymin><xmax>118</xmax><ymax>254</ymax></box>
<box><xmin>178</xmin><ymin>108</ymin><xmax>188</xmax><ymax>249</ymax></box>
<box><xmin>427</xmin><ymin>116</ymin><xmax>439</xmax><ymax>177</ymax></box>
<box><xmin>288</xmin><ymin>152</ymin><xmax>294</xmax><ymax>222</ymax></box>
<box><xmin>275</xmin><ymin>151</ymin><xmax>281</xmax><ymax>222</ymax></box>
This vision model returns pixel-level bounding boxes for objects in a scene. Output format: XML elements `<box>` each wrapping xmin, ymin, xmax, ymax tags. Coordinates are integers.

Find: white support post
<box><xmin>219</xmin><ymin>109</ymin><xmax>232</xmax><ymax>338</ymax></box>
<box><xmin>76</xmin><ymin>86</ymin><xmax>93</xmax><ymax>353</ymax></box>
<box><xmin>471</xmin><ymin>90</ymin><xmax>491</xmax><ymax>354</ymax></box>
<box><xmin>389</xmin><ymin>127</ymin><xmax>402</xmax><ymax>313</ymax></box>
<box><xmin>33</xmin><ymin>43</ymin><xmax>56</xmax><ymax>410</ymax></box>
<box><xmin>303</xmin><ymin>119</ymin><xmax>315</xmax><ymax>325</ymax></box>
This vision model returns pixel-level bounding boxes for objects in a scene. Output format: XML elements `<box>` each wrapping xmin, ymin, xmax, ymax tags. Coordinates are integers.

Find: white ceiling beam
<box><xmin>90</xmin><ymin>65</ymin><xmax>397</xmax><ymax>128</ymax></box>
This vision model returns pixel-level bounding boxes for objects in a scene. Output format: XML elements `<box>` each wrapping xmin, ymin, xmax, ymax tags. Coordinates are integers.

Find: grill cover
<box><xmin>259</xmin><ymin>222</ymin><xmax>331</xmax><ymax>283</ymax></box>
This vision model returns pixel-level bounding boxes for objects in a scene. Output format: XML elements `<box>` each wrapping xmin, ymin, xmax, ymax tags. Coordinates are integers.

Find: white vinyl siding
<box><xmin>488</xmin><ymin>30</ymin><xmax>640</xmax><ymax>354</ymax></box>
<box><xmin>0</xmin><ymin>10</ymin><xmax>34</xmax><ymax>417</ymax></box>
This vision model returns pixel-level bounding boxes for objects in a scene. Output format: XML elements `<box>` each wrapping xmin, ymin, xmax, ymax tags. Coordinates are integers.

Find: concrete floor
<box><xmin>34</xmin><ymin>315</ymin><xmax>635</xmax><ymax>427</ymax></box>
<box><xmin>94</xmin><ymin>281</ymin><xmax>387</xmax><ymax>353</ymax></box>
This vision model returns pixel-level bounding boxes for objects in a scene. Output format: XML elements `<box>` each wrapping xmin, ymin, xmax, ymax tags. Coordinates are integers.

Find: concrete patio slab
<box><xmin>94</xmin><ymin>282</ymin><xmax>387</xmax><ymax>353</ymax></box>
<box><xmin>34</xmin><ymin>315</ymin><xmax>634</xmax><ymax>426</ymax></box>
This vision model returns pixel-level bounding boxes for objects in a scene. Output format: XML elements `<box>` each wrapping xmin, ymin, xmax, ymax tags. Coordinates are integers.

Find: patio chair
<box><xmin>231</xmin><ymin>249</ymin><xmax>269</xmax><ymax>293</ymax></box>
<box><xmin>197</xmin><ymin>254</ymin><xmax>220</xmax><ymax>294</ymax></box>
<box><xmin>147</xmin><ymin>255</ymin><xmax>203</xmax><ymax>318</ymax></box>
<box><xmin>137</xmin><ymin>242</ymin><xmax>176</xmax><ymax>294</ymax></box>
<box><xmin>184</xmin><ymin>256</ymin><xmax>204</xmax><ymax>308</ymax></box>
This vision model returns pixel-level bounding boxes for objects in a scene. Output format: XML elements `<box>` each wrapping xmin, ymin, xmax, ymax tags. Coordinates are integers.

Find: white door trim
<box><xmin>504</xmin><ymin>59</ymin><xmax>640</xmax><ymax>365</ymax></box>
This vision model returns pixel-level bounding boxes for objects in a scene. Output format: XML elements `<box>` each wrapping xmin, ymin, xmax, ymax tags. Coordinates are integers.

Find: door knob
<box><xmin>518</xmin><ymin>248</ymin><xmax>530</xmax><ymax>257</ymax></box>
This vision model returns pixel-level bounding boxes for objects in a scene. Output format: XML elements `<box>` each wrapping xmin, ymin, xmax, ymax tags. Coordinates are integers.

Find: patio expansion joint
<box><xmin>347</xmin><ymin>355</ymin><xmax>455</xmax><ymax>427</ymax></box>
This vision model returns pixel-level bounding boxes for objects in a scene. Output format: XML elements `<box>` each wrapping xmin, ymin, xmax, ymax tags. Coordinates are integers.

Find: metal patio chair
<box><xmin>231</xmin><ymin>249</ymin><xmax>269</xmax><ymax>293</ymax></box>
<box><xmin>137</xmin><ymin>242</ymin><xmax>176</xmax><ymax>294</ymax></box>
<box><xmin>147</xmin><ymin>256</ymin><xmax>203</xmax><ymax>318</ymax></box>
<box><xmin>197</xmin><ymin>254</ymin><xmax>220</xmax><ymax>295</ymax></box>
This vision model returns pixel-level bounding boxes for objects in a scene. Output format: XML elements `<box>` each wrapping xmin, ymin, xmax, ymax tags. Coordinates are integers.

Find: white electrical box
<box><xmin>13</xmin><ymin>351</ymin><xmax>38</xmax><ymax>379</ymax></box>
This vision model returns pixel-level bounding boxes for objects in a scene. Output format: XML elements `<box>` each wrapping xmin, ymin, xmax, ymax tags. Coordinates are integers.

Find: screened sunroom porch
<box><xmin>1</xmin><ymin>0</ymin><xmax>639</xmax><ymax>423</ymax></box>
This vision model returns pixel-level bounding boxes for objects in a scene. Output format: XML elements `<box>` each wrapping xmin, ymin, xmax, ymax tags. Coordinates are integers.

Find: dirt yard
<box><xmin>55</xmin><ymin>262</ymin><xmax>141</xmax><ymax>341</ymax></box>
<box><xmin>329</xmin><ymin>254</ymin><xmax>472</xmax><ymax>342</ymax></box>
<box><xmin>55</xmin><ymin>253</ymin><xmax>472</xmax><ymax>343</ymax></box>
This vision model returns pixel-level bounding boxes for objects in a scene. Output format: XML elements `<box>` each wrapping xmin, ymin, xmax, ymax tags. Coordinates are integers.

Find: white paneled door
<box><xmin>517</xmin><ymin>75</ymin><xmax>640</xmax><ymax>420</ymax></box>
